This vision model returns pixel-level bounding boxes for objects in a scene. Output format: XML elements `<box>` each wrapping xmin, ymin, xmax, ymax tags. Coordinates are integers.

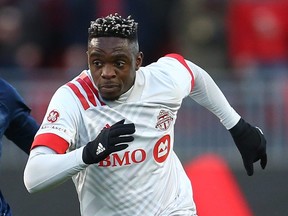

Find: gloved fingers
<box><xmin>254</xmin><ymin>126</ymin><xmax>267</xmax><ymax>170</ymax></box>
<box><xmin>110</xmin><ymin>123</ymin><xmax>136</xmax><ymax>137</ymax></box>
<box><xmin>110</xmin><ymin>136</ymin><xmax>134</xmax><ymax>145</ymax></box>
<box><xmin>243</xmin><ymin>159</ymin><xmax>254</xmax><ymax>176</ymax></box>
<box><xmin>110</xmin><ymin>144</ymin><xmax>129</xmax><ymax>153</ymax></box>
<box><xmin>260</xmin><ymin>153</ymin><xmax>267</xmax><ymax>169</ymax></box>
<box><xmin>244</xmin><ymin>151</ymin><xmax>267</xmax><ymax>176</ymax></box>
<box><xmin>111</xmin><ymin>119</ymin><xmax>125</xmax><ymax>127</ymax></box>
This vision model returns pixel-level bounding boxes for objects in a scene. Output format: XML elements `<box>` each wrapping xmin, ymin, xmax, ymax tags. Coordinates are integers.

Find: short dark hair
<box><xmin>88</xmin><ymin>13</ymin><xmax>138</xmax><ymax>42</ymax></box>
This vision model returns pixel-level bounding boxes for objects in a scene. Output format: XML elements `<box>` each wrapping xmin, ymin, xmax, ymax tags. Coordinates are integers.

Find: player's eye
<box><xmin>92</xmin><ymin>60</ymin><xmax>103</xmax><ymax>67</ymax></box>
<box><xmin>114</xmin><ymin>61</ymin><xmax>125</xmax><ymax>68</ymax></box>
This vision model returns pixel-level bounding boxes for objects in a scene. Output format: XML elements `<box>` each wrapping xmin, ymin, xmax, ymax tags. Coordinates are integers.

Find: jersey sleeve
<box><xmin>24</xmin><ymin>146</ymin><xmax>87</xmax><ymax>193</ymax></box>
<box><xmin>147</xmin><ymin>53</ymin><xmax>195</xmax><ymax>100</ymax></box>
<box><xmin>164</xmin><ymin>53</ymin><xmax>195</xmax><ymax>92</ymax></box>
<box><xmin>32</xmin><ymin>86</ymin><xmax>81</xmax><ymax>154</ymax></box>
<box><xmin>186</xmin><ymin>61</ymin><xmax>241</xmax><ymax>129</ymax></box>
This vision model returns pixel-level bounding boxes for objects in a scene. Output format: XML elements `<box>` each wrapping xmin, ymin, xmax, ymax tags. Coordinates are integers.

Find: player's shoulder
<box><xmin>142</xmin><ymin>53</ymin><xmax>194</xmax><ymax>80</ymax></box>
<box><xmin>0</xmin><ymin>78</ymin><xmax>8</xmax><ymax>86</ymax></box>
<box><xmin>56</xmin><ymin>70</ymin><xmax>104</xmax><ymax>110</ymax></box>
<box><xmin>0</xmin><ymin>78</ymin><xmax>28</xmax><ymax>109</ymax></box>
<box><xmin>158</xmin><ymin>53</ymin><xmax>187</xmax><ymax>66</ymax></box>
<box><xmin>144</xmin><ymin>53</ymin><xmax>192</xmax><ymax>72</ymax></box>
<box><xmin>0</xmin><ymin>78</ymin><xmax>16</xmax><ymax>93</ymax></box>
<box><xmin>48</xmin><ymin>73</ymin><xmax>83</xmax><ymax>105</ymax></box>
<box><xmin>55</xmin><ymin>70</ymin><xmax>89</xmax><ymax>94</ymax></box>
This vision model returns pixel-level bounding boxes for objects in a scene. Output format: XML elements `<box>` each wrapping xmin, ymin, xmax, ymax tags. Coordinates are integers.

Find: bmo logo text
<box><xmin>98</xmin><ymin>149</ymin><xmax>146</xmax><ymax>167</ymax></box>
<box><xmin>153</xmin><ymin>135</ymin><xmax>171</xmax><ymax>163</ymax></box>
<box><xmin>98</xmin><ymin>135</ymin><xmax>171</xmax><ymax>167</ymax></box>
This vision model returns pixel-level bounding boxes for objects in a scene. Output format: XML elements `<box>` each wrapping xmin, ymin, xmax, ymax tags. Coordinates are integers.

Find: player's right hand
<box><xmin>82</xmin><ymin>119</ymin><xmax>135</xmax><ymax>164</ymax></box>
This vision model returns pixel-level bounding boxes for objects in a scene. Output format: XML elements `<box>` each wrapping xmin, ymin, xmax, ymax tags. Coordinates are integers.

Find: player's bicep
<box><xmin>188</xmin><ymin>64</ymin><xmax>241</xmax><ymax>129</ymax></box>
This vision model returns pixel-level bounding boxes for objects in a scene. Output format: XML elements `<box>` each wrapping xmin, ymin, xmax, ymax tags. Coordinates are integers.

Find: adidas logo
<box><xmin>96</xmin><ymin>143</ymin><xmax>105</xmax><ymax>155</ymax></box>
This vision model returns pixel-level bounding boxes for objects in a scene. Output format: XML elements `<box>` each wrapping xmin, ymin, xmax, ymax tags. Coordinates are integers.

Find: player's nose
<box><xmin>101</xmin><ymin>65</ymin><xmax>116</xmax><ymax>78</ymax></box>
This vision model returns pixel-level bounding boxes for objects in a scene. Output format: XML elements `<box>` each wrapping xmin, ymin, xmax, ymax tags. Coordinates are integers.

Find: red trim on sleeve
<box><xmin>165</xmin><ymin>53</ymin><xmax>195</xmax><ymax>92</ymax></box>
<box><xmin>79</xmin><ymin>73</ymin><xmax>106</xmax><ymax>106</ymax></box>
<box><xmin>66</xmin><ymin>82</ymin><xmax>90</xmax><ymax>110</ymax></box>
<box><xmin>31</xmin><ymin>133</ymin><xmax>69</xmax><ymax>154</ymax></box>
<box><xmin>76</xmin><ymin>78</ymin><xmax>97</xmax><ymax>106</ymax></box>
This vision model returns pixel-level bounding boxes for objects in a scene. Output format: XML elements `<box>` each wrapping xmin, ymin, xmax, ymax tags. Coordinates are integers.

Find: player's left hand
<box><xmin>229</xmin><ymin>118</ymin><xmax>267</xmax><ymax>176</ymax></box>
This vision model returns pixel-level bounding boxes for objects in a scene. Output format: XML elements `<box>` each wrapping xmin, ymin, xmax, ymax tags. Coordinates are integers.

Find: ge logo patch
<box><xmin>47</xmin><ymin>109</ymin><xmax>60</xmax><ymax>123</ymax></box>
<box><xmin>153</xmin><ymin>135</ymin><xmax>171</xmax><ymax>163</ymax></box>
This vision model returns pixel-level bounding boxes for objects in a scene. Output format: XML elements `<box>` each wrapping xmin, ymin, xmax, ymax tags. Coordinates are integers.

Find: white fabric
<box><xmin>24</xmin><ymin>55</ymin><xmax>240</xmax><ymax>216</ymax></box>
<box><xmin>187</xmin><ymin>61</ymin><xmax>240</xmax><ymax>129</ymax></box>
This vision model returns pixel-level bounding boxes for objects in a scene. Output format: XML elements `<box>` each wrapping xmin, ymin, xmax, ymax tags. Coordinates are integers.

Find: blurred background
<box><xmin>0</xmin><ymin>0</ymin><xmax>288</xmax><ymax>215</ymax></box>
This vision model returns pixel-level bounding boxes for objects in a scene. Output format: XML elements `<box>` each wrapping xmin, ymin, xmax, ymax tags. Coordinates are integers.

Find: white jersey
<box><xmin>24</xmin><ymin>54</ymin><xmax>240</xmax><ymax>216</ymax></box>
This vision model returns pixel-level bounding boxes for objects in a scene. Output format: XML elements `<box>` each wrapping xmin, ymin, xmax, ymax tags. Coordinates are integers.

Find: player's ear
<box><xmin>135</xmin><ymin>52</ymin><xmax>143</xmax><ymax>70</ymax></box>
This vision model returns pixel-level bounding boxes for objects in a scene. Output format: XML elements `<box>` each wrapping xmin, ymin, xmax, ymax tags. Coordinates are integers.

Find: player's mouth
<box><xmin>99</xmin><ymin>83</ymin><xmax>120</xmax><ymax>93</ymax></box>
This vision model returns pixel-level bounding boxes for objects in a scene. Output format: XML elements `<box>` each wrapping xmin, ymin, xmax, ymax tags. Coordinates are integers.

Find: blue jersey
<box><xmin>0</xmin><ymin>78</ymin><xmax>39</xmax><ymax>215</ymax></box>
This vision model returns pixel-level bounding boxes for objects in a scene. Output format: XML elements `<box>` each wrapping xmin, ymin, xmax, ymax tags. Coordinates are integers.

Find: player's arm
<box><xmin>24</xmin><ymin>119</ymin><xmax>135</xmax><ymax>193</ymax></box>
<box><xmin>5</xmin><ymin>111</ymin><xmax>39</xmax><ymax>154</ymax></box>
<box><xmin>0</xmin><ymin>79</ymin><xmax>39</xmax><ymax>154</ymax></box>
<box><xmin>186</xmin><ymin>61</ymin><xmax>267</xmax><ymax>176</ymax></box>
<box><xmin>24</xmin><ymin>145</ymin><xmax>87</xmax><ymax>193</ymax></box>
<box><xmin>23</xmin><ymin>84</ymin><xmax>135</xmax><ymax>192</ymax></box>
<box><xmin>185</xmin><ymin>61</ymin><xmax>241</xmax><ymax>127</ymax></box>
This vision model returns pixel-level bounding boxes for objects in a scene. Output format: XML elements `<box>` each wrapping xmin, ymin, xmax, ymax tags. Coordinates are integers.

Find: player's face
<box><xmin>87</xmin><ymin>37</ymin><xmax>143</xmax><ymax>101</ymax></box>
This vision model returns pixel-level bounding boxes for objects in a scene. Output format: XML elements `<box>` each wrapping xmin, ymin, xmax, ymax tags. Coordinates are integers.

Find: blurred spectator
<box><xmin>38</xmin><ymin>0</ymin><xmax>96</xmax><ymax>69</ymax></box>
<box><xmin>0</xmin><ymin>6</ymin><xmax>23</xmax><ymax>67</ymax></box>
<box><xmin>0</xmin><ymin>2</ymin><xmax>46</xmax><ymax>79</ymax></box>
<box><xmin>96</xmin><ymin>0</ymin><xmax>125</xmax><ymax>17</ymax></box>
<box><xmin>226</xmin><ymin>0</ymin><xmax>288</xmax><ymax>80</ymax></box>
<box><xmin>15</xmin><ymin>43</ymin><xmax>43</xmax><ymax>70</ymax></box>
<box><xmin>62</xmin><ymin>43</ymin><xmax>87</xmax><ymax>77</ymax></box>
<box><xmin>0</xmin><ymin>0</ymin><xmax>178</xmax><ymax>75</ymax></box>
<box><xmin>170</xmin><ymin>0</ymin><xmax>228</xmax><ymax>76</ymax></box>
<box><xmin>123</xmin><ymin>0</ymin><xmax>177</xmax><ymax>65</ymax></box>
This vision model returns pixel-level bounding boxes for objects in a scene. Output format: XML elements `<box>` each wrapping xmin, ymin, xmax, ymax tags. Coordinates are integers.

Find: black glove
<box><xmin>82</xmin><ymin>119</ymin><xmax>135</xmax><ymax>164</ymax></box>
<box><xmin>229</xmin><ymin>118</ymin><xmax>267</xmax><ymax>176</ymax></box>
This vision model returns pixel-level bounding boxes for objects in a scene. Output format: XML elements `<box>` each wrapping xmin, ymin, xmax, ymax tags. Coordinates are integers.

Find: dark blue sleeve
<box><xmin>0</xmin><ymin>79</ymin><xmax>39</xmax><ymax>154</ymax></box>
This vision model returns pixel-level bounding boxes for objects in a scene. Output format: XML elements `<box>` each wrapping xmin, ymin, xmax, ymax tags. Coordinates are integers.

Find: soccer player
<box><xmin>0</xmin><ymin>78</ymin><xmax>39</xmax><ymax>216</ymax></box>
<box><xmin>24</xmin><ymin>14</ymin><xmax>267</xmax><ymax>216</ymax></box>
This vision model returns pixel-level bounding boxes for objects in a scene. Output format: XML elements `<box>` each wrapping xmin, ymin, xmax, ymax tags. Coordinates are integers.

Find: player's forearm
<box><xmin>188</xmin><ymin>62</ymin><xmax>240</xmax><ymax>129</ymax></box>
<box><xmin>24</xmin><ymin>146</ymin><xmax>87</xmax><ymax>193</ymax></box>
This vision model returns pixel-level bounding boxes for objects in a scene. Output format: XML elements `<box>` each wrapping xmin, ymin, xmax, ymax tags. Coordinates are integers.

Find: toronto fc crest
<box><xmin>155</xmin><ymin>110</ymin><xmax>173</xmax><ymax>131</ymax></box>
